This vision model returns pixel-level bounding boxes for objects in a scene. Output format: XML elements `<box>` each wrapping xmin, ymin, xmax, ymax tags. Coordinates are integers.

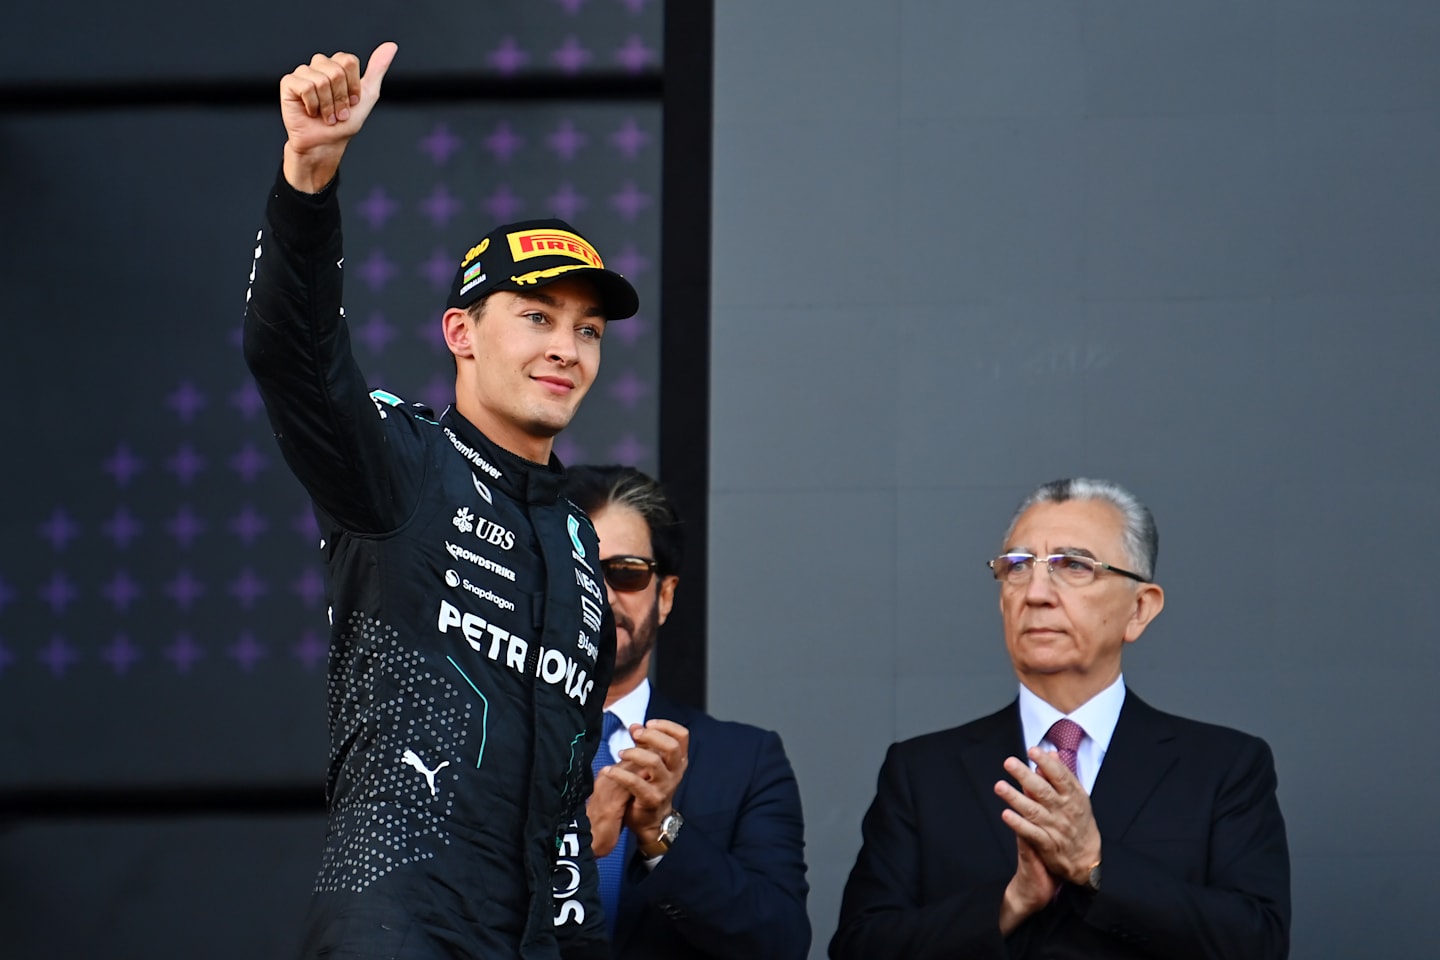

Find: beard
<box><xmin>612</xmin><ymin>594</ymin><xmax>661</xmax><ymax>684</ymax></box>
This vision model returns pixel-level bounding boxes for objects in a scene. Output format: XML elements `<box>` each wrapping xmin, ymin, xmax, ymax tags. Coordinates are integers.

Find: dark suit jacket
<box><xmin>608</xmin><ymin>690</ymin><xmax>810</xmax><ymax>960</ymax></box>
<box><xmin>830</xmin><ymin>690</ymin><xmax>1290</xmax><ymax>960</ymax></box>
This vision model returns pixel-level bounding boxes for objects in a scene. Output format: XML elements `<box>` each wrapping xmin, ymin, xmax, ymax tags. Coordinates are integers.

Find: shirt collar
<box><xmin>605</xmin><ymin>677</ymin><xmax>651</xmax><ymax>747</ymax></box>
<box><xmin>1018</xmin><ymin>674</ymin><xmax>1127</xmax><ymax>759</ymax></box>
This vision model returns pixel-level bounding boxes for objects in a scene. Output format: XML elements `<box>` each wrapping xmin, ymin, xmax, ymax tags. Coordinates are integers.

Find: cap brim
<box><xmin>584</xmin><ymin>269</ymin><xmax>640</xmax><ymax>321</ymax></box>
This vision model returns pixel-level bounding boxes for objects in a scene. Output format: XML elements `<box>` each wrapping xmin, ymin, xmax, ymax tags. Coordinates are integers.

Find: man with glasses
<box><xmin>831</xmin><ymin>478</ymin><xmax>1290</xmax><ymax>960</ymax></box>
<box><xmin>563</xmin><ymin>465</ymin><xmax>811</xmax><ymax>960</ymax></box>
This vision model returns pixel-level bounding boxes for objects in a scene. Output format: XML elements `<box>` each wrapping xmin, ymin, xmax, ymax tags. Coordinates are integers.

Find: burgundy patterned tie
<box><xmin>1046</xmin><ymin>718</ymin><xmax>1085</xmax><ymax>777</ymax></box>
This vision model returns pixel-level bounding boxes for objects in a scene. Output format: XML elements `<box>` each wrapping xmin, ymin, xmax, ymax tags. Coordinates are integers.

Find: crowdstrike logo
<box><xmin>444</xmin><ymin>427</ymin><xmax>503</xmax><ymax>479</ymax></box>
<box><xmin>444</xmin><ymin>541</ymin><xmax>518</xmax><ymax>582</ymax></box>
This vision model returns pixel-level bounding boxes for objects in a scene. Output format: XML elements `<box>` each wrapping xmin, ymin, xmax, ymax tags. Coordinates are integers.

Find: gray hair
<box><xmin>1006</xmin><ymin>478</ymin><xmax>1159</xmax><ymax>581</ymax></box>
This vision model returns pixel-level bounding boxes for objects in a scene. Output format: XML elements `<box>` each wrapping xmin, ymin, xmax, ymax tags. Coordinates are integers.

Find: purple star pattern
<box><xmin>102</xmin><ymin>634</ymin><xmax>141</xmax><ymax>675</ymax></box>
<box><xmin>485</xmin><ymin>184</ymin><xmax>525</xmax><ymax>222</ymax></box>
<box><xmin>104</xmin><ymin>444</ymin><xmax>144</xmax><ymax>488</ymax></box>
<box><xmin>547</xmin><ymin>120</ymin><xmax>589</xmax><ymax>160</ymax></box>
<box><xmin>0</xmin><ymin>577</ymin><xmax>14</xmax><ymax>615</ymax></box>
<box><xmin>359</xmin><ymin>249</ymin><xmax>398</xmax><ymax>292</ymax></box>
<box><xmin>608</xmin><ymin>369</ymin><xmax>649</xmax><ymax>408</ymax></box>
<box><xmin>39</xmin><ymin>508</ymin><xmax>79</xmax><ymax>551</ymax></box>
<box><xmin>166</xmin><ymin>633</ymin><xmax>203</xmax><ymax>673</ymax></box>
<box><xmin>420</xmin><ymin>124</ymin><xmax>463</xmax><ymax>165</ymax></box>
<box><xmin>229</xmin><ymin>632</ymin><xmax>267</xmax><ymax>672</ymax></box>
<box><xmin>551</xmin><ymin>36</ymin><xmax>593</xmax><ymax>74</ymax></box>
<box><xmin>102</xmin><ymin>570</ymin><xmax>142</xmax><ymax>612</ymax></box>
<box><xmin>292</xmin><ymin>507</ymin><xmax>320</xmax><ymax>544</ymax></box>
<box><xmin>547</xmin><ymin>183</ymin><xmax>589</xmax><ymax>221</ymax></box>
<box><xmin>357</xmin><ymin>311</ymin><xmax>396</xmax><ymax>354</ymax></box>
<box><xmin>166</xmin><ymin>505</ymin><xmax>205</xmax><ymax>548</ymax></box>
<box><xmin>421</xmin><ymin>373</ymin><xmax>455</xmax><ymax>415</ymax></box>
<box><xmin>39</xmin><ymin>634</ymin><xmax>78</xmax><ymax>677</ymax></box>
<box><xmin>291</xmin><ymin>566</ymin><xmax>325</xmax><ymax>607</ymax></box>
<box><xmin>610</xmin><ymin>180</ymin><xmax>651</xmax><ymax>221</ymax></box>
<box><xmin>608</xmin><ymin>312</ymin><xmax>647</xmax><ymax>347</ymax></box>
<box><xmin>553</xmin><ymin>436</ymin><xmax>585</xmax><ymax>464</ymax></box>
<box><xmin>104</xmin><ymin>506</ymin><xmax>143</xmax><ymax>549</ymax></box>
<box><xmin>484</xmin><ymin>123</ymin><xmax>525</xmax><ymax>162</ymax></box>
<box><xmin>611</xmin><ymin>244</ymin><xmax>650</xmax><ymax>278</ymax></box>
<box><xmin>420</xmin><ymin>184</ymin><xmax>463</xmax><ymax>228</ymax></box>
<box><xmin>230</xmin><ymin>321</ymin><xmax>244</xmax><ymax>348</ymax></box>
<box><xmin>167</xmin><ymin>381</ymin><xmax>206</xmax><ymax>422</ymax></box>
<box><xmin>165</xmin><ymin>568</ymin><xmax>205</xmax><ymax>610</ymax></box>
<box><xmin>229</xmin><ymin>442</ymin><xmax>269</xmax><ymax>483</ymax></box>
<box><xmin>415</xmin><ymin>317</ymin><xmax>448</xmax><ymax>354</ymax></box>
<box><xmin>420</xmin><ymin>248</ymin><xmax>455</xmax><ymax>292</ymax></box>
<box><xmin>614</xmin><ymin>35</ymin><xmax>655</xmax><ymax>72</ymax></box>
<box><xmin>488</xmin><ymin>37</ymin><xmax>531</xmax><ymax>75</ymax></box>
<box><xmin>293</xmin><ymin>630</ymin><xmax>327</xmax><ymax>670</ymax></box>
<box><xmin>230</xmin><ymin>504</ymin><xmax>269</xmax><ymax>545</ymax></box>
<box><xmin>0</xmin><ymin>638</ymin><xmax>13</xmax><ymax>676</ymax></box>
<box><xmin>609</xmin><ymin>434</ymin><xmax>649</xmax><ymax>464</ymax></box>
<box><xmin>40</xmin><ymin>571</ymin><xmax>79</xmax><ymax>615</ymax></box>
<box><xmin>357</xmin><ymin>185</ymin><xmax>400</xmax><ymax>229</ymax></box>
<box><xmin>610</xmin><ymin>118</ymin><xmax>650</xmax><ymax>159</ymax></box>
<box><xmin>167</xmin><ymin>443</ymin><xmax>207</xmax><ymax>485</ymax></box>
<box><xmin>230</xmin><ymin>380</ymin><xmax>264</xmax><ymax>420</ymax></box>
<box><xmin>229</xmin><ymin>568</ymin><xmax>268</xmax><ymax>609</ymax></box>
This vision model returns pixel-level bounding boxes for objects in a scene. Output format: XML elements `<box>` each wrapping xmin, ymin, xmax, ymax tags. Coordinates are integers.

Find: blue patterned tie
<box><xmin>592</xmin><ymin>711</ymin><xmax>628</xmax><ymax>935</ymax></box>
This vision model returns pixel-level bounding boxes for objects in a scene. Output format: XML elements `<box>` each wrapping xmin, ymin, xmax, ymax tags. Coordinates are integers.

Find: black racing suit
<box><xmin>244</xmin><ymin>170</ymin><xmax>614</xmax><ymax>960</ymax></box>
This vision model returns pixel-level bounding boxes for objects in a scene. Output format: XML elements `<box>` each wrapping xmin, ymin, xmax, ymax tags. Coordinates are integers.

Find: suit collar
<box><xmin>1089</xmin><ymin>690</ymin><xmax>1181</xmax><ymax>840</ymax></box>
<box><xmin>611</xmin><ymin>686</ymin><xmax>704</xmax><ymax>950</ymax></box>
<box><xmin>956</xmin><ymin>701</ymin><xmax>1030</xmax><ymax>864</ymax></box>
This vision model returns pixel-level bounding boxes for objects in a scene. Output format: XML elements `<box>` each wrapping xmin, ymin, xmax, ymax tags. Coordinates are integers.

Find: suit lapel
<box><xmin>611</xmin><ymin>688</ymin><xmax>698</xmax><ymax>951</ymax></box>
<box><xmin>955</xmin><ymin>701</ymin><xmax>1030</xmax><ymax>866</ymax></box>
<box><xmin>1089</xmin><ymin>690</ymin><xmax>1180</xmax><ymax>841</ymax></box>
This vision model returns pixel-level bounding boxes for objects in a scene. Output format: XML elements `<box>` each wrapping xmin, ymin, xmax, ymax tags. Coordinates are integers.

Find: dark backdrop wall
<box><xmin>0</xmin><ymin>4</ymin><xmax>664</xmax><ymax>958</ymax></box>
<box><xmin>708</xmin><ymin>2</ymin><xmax>1440</xmax><ymax>958</ymax></box>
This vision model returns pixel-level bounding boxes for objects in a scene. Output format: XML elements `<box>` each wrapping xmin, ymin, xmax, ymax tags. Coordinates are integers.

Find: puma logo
<box><xmin>402</xmin><ymin>748</ymin><xmax>451</xmax><ymax>798</ymax></box>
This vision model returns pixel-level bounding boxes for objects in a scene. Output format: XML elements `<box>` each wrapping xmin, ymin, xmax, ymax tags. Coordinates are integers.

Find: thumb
<box><xmin>362</xmin><ymin>41</ymin><xmax>399</xmax><ymax>93</ymax></box>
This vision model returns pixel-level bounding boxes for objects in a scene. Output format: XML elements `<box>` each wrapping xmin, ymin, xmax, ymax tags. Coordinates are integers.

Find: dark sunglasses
<box><xmin>600</xmin><ymin>555</ymin><xmax>660</xmax><ymax>593</ymax></box>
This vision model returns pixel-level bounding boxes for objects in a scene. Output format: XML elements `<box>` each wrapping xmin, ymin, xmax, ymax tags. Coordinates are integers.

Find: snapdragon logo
<box><xmin>444</xmin><ymin>569</ymin><xmax>517</xmax><ymax>612</ymax></box>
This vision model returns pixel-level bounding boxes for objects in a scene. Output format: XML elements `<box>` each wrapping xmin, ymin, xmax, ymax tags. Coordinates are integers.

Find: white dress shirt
<box><xmin>1017</xmin><ymin>674</ymin><xmax>1126</xmax><ymax>795</ymax></box>
<box><xmin>603</xmin><ymin>677</ymin><xmax>651</xmax><ymax>760</ymax></box>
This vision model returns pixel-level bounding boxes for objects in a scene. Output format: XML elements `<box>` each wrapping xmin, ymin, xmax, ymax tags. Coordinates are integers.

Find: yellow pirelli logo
<box><xmin>508</xmin><ymin>229</ymin><xmax>604</xmax><ymax>268</ymax></box>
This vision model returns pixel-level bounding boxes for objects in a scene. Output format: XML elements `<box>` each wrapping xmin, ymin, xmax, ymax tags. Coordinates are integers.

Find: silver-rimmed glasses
<box><xmin>988</xmin><ymin>553</ymin><xmax>1149</xmax><ymax>587</ymax></box>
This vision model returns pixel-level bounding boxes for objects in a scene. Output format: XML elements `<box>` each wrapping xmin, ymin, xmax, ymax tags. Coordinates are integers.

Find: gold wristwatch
<box><xmin>639</xmin><ymin>809</ymin><xmax>684</xmax><ymax>858</ymax></box>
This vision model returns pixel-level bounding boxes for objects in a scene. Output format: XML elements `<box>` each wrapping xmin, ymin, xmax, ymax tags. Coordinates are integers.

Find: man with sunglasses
<box><xmin>832</xmin><ymin>478</ymin><xmax>1290</xmax><ymax>960</ymax></box>
<box><xmin>563</xmin><ymin>465</ymin><xmax>811</xmax><ymax>960</ymax></box>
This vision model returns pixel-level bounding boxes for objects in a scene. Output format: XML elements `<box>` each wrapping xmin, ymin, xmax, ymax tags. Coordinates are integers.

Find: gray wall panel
<box><xmin>714</xmin><ymin>1</ymin><xmax>1440</xmax><ymax>955</ymax></box>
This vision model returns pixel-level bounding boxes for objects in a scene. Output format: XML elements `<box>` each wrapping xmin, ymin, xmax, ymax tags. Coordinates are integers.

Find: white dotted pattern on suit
<box><xmin>314</xmin><ymin>613</ymin><xmax>473</xmax><ymax>893</ymax></box>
